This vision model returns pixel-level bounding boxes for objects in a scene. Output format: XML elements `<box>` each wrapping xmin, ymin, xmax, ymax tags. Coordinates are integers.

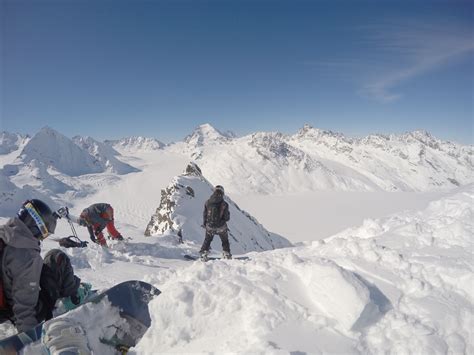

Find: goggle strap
<box><xmin>24</xmin><ymin>202</ymin><xmax>49</xmax><ymax>239</ymax></box>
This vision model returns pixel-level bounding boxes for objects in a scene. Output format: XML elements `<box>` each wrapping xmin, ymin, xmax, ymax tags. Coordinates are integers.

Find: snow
<box><xmin>0</xmin><ymin>125</ymin><xmax>472</xmax><ymax>354</ymax></box>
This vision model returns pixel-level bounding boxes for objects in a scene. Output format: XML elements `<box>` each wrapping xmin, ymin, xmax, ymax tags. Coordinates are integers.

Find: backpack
<box><xmin>206</xmin><ymin>202</ymin><xmax>224</xmax><ymax>228</ymax></box>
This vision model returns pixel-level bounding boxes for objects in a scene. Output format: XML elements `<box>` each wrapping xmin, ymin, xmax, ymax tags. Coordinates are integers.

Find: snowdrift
<box><xmin>135</xmin><ymin>185</ymin><xmax>473</xmax><ymax>354</ymax></box>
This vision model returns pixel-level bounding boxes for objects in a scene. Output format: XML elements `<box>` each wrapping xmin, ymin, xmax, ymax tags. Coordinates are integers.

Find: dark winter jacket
<box><xmin>0</xmin><ymin>218</ymin><xmax>43</xmax><ymax>332</ymax></box>
<box><xmin>41</xmin><ymin>249</ymin><xmax>80</xmax><ymax>304</ymax></box>
<box><xmin>80</xmin><ymin>203</ymin><xmax>114</xmax><ymax>231</ymax></box>
<box><xmin>203</xmin><ymin>192</ymin><xmax>230</xmax><ymax>229</ymax></box>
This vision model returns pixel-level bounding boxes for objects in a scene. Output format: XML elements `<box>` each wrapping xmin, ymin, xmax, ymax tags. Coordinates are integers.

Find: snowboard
<box><xmin>184</xmin><ymin>254</ymin><xmax>250</xmax><ymax>261</ymax></box>
<box><xmin>0</xmin><ymin>280</ymin><xmax>160</xmax><ymax>354</ymax></box>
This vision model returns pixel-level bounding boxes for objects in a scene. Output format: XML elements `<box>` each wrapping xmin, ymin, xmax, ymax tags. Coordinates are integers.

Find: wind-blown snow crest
<box><xmin>144</xmin><ymin>162</ymin><xmax>291</xmax><ymax>253</ymax></box>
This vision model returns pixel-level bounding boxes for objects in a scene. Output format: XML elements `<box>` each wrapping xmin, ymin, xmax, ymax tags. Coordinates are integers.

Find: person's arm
<box><xmin>223</xmin><ymin>202</ymin><xmax>230</xmax><ymax>222</ymax></box>
<box><xmin>8</xmin><ymin>249</ymin><xmax>43</xmax><ymax>332</ymax></box>
<box><xmin>203</xmin><ymin>202</ymin><xmax>208</xmax><ymax>227</ymax></box>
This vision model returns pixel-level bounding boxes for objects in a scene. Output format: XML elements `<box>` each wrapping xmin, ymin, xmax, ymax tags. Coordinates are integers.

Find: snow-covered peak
<box><xmin>293</xmin><ymin>124</ymin><xmax>350</xmax><ymax>142</ymax></box>
<box><xmin>144</xmin><ymin>162</ymin><xmax>291</xmax><ymax>253</ymax></box>
<box><xmin>183</xmin><ymin>123</ymin><xmax>232</xmax><ymax>147</ymax></box>
<box><xmin>0</xmin><ymin>131</ymin><xmax>30</xmax><ymax>155</ymax></box>
<box><xmin>19</xmin><ymin>127</ymin><xmax>104</xmax><ymax>176</ymax></box>
<box><xmin>105</xmin><ymin>136</ymin><xmax>165</xmax><ymax>152</ymax></box>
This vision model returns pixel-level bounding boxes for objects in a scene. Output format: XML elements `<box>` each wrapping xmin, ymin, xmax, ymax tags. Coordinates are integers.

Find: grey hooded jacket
<box><xmin>0</xmin><ymin>217</ymin><xmax>43</xmax><ymax>332</ymax></box>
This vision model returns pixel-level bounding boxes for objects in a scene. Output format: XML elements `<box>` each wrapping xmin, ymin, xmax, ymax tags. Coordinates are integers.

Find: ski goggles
<box><xmin>24</xmin><ymin>202</ymin><xmax>51</xmax><ymax>240</ymax></box>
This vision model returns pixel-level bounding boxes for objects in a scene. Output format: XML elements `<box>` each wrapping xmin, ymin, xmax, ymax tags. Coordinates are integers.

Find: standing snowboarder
<box><xmin>200</xmin><ymin>185</ymin><xmax>232</xmax><ymax>260</ymax></box>
<box><xmin>67</xmin><ymin>203</ymin><xmax>124</xmax><ymax>247</ymax></box>
<box><xmin>0</xmin><ymin>199</ymin><xmax>86</xmax><ymax>333</ymax></box>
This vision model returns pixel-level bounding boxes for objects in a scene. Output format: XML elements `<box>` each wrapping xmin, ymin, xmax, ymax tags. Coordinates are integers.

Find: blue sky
<box><xmin>2</xmin><ymin>0</ymin><xmax>473</xmax><ymax>143</ymax></box>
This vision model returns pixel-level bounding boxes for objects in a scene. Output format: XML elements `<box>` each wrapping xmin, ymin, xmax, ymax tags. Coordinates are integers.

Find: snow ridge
<box><xmin>144</xmin><ymin>162</ymin><xmax>291</xmax><ymax>253</ymax></box>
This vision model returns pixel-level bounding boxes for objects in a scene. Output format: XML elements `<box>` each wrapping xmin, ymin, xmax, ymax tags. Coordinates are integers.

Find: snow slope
<box><xmin>0</xmin><ymin>185</ymin><xmax>468</xmax><ymax>354</ymax></box>
<box><xmin>134</xmin><ymin>185</ymin><xmax>473</xmax><ymax>354</ymax></box>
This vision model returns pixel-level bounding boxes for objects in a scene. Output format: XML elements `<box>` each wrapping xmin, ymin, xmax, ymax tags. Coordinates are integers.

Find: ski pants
<box><xmin>87</xmin><ymin>221</ymin><xmax>121</xmax><ymax>246</ymax></box>
<box><xmin>37</xmin><ymin>249</ymin><xmax>81</xmax><ymax>322</ymax></box>
<box><xmin>200</xmin><ymin>226</ymin><xmax>231</xmax><ymax>253</ymax></box>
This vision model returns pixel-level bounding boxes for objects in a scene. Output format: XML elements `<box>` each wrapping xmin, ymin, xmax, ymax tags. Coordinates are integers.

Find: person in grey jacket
<box><xmin>0</xmin><ymin>199</ymin><xmax>82</xmax><ymax>332</ymax></box>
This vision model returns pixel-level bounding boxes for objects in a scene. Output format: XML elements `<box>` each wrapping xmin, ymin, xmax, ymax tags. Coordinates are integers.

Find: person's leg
<box><xmin>94</xmin><ymin>230</ymin><xmax>107</xmax><ymax>246</ymax></box>
<box><xmin>218</xmin><ymin>230</ymin><xmax>231</xmax><ymax>257</ymax></box>
<box><xmin>37</xmin><ymin>250</ymin><xmax>81</xmax><ymax>321</ymax></box>
<box><xmin>200</xmin><ymin>230</ymin><xmax>214</xmax><ymax>253</ymax></box>
<box><xmin>105</xmin><ymin>221</ymin><xmax>123</xmax><ymax>240</ymax></box>
<box><xmin>87</xmin><ymin>226</ymin><xmax>96</xmax><ymax>243</ymax></box>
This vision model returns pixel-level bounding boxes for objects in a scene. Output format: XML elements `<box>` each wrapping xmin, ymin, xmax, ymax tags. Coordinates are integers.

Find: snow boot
<box><xmin>42</xmin><ymin>318</ymin><xmax>91</xmax><ymax>355</ymax></box>
<box><xmin>200</xmin><ymin>250</ymin><xmax>209</xmax><ymax>262</ymax></box>
<box><xmin>222</xmin><ymin>251</ymin><xmax>232</xmax><ymax>260</ymax></box>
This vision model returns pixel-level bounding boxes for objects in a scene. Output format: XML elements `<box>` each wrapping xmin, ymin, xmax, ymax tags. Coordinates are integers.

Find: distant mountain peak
<box><xmin>104</xmin><ymin>136</ymin><xmax>165</xmax><ymax>151</ymax></box>
<box><xmin>294</xmin><ymin>124</ymin><xmax>345</xmax><ymax>141</ymax></box>
<box><xmin>184</xmin><ymin>123</ymin><xmax>233</xmax><ymax>146</ymax></box>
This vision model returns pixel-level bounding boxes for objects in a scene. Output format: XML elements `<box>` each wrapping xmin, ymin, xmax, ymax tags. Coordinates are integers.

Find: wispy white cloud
<box><xmin>359</xmin><ymin>21</ymin><xmax>474</xmax><ymax>103</ymax></box>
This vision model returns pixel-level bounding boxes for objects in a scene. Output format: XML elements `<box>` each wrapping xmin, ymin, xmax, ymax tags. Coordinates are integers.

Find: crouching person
<box><xmin>0</xmin><ymin>199</ymin><xmax>85</xmax><ymax>333</ymax></box>
<box><xmin>67</xmin><ymin>203</ymin><xmax>124</xmax><ymax>247</ymax></box>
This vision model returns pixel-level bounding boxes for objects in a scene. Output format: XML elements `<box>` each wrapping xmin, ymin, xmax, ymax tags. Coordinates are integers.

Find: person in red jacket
<box><xmin>70</xmin><ymin>203</ymin><xmax>124</xmax><ymax>246</ymax></box>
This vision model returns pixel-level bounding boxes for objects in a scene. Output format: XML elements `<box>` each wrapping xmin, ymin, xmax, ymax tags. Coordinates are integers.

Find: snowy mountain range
<box><xmin>145</xmin><ymin>162</ymin><xmax>291</xmax><ymax>253</ymax></box>
<box><xmin>0</xmin><ymin>123</ymin><xmax>471</xmax><ymax>213</ymax></box>
<box><xmin>0</xmin><ymin>127</ymin><xmax>139</xmax><ymax>209</ymax></box>
<box><xmin>169</xmin><ymin>124</ymin><xmax>473</xmax><ymax>194</ymax></box>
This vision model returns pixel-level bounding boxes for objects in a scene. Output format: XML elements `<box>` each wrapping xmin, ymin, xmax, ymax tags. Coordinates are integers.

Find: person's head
<box><xmin>214</xmin><ymin>185</ymin><xmax>225</xmax><ymax>196</ymax></box>
<box><xmin>17</xmin><ymin>199</ymin><xmax>57</xmax><ymax>240</ymax></box>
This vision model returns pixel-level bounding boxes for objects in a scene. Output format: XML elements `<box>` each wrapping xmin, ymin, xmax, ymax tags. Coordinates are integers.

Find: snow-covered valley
<box><xmin>0</xmin><ymin>125</ymin><xmax>472</xmax><ymax>354</ymax></box>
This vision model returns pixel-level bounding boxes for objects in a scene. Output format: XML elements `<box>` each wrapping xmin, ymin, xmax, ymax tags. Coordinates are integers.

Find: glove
<box><xmin>58</xmin><ymin>236</ymin><xmax>88</xmax><ymax>248</ymax></box>
<box><xmin>64</xmin><ymin>283</ymin><xmax>93</xmax><ymax>310</ymax></box>
<box><xmin>79</xmin><ymin>218</ymin><xmax>88</xmax><ymax>226</ymax></box>
<box><xmin>55</xmin><ymin>207</ymin><xmax>69</xmax><ymax>219</ymax></box>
